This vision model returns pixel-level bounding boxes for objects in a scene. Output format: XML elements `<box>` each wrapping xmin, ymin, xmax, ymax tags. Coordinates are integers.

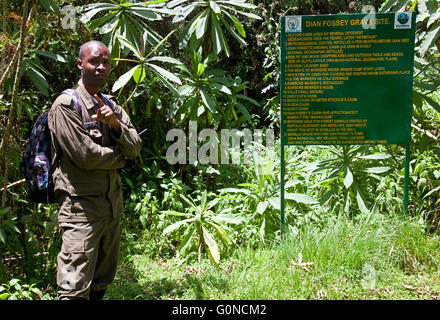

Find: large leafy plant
<box><xmin>169</xmin><ymin>50</ymin><xmax>231</xmax><ymax>124</ymax></box>
<box><xmin>381</xmin><ymin>0</ymin><xmax>440</xmax><ymax>114</ymax></box>
<box><xmin>111</xmin><ymin>30</ymin><xmax>182</xmax><ymax>107</ymax></box>
<box><xmin>170</xmin><ymin>0</ymin><xmax>261</xmax><ymax>57</ymax></box>
<box><xmin>307</xmin><ymin>145</ymin><xmax>392</xmax><ymax>214</ymax></box>
<box><xmin>161</xmin><ymin>190</ymin><xmax>244</xmax><ymax>264</ymax></box>
<box><xmin>80</xmin><ymin>1</ymin><xmax>172</xmax><ymax>60</ymax></box>
<box><xmin>220</xmin><ymin>145</ymin><xmax>319</xmax><ymax>244</ymax></box>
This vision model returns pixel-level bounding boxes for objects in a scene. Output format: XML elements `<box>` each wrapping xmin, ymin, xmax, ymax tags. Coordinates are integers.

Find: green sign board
<box><xmin>280</xmin><ymin>12</ymin><xmax>416</xmax><ymax>229</ymax></box>
<box><xmin>281</xmin><ymin>12</ymin><xmax>416</xmax><ymax>146</ymax></box>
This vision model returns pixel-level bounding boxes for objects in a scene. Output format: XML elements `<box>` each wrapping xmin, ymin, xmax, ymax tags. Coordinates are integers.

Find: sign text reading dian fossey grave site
<box><xmin>281</xmin><ymin>12</ymin><xmax>416</xmax><ymax>146</ymax></box>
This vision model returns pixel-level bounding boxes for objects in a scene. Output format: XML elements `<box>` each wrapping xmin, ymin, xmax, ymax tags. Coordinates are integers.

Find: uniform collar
<box><xmin>74</xmin><ymin>79</ymin><xmax>100</xmax><ymax>110</ymax></box>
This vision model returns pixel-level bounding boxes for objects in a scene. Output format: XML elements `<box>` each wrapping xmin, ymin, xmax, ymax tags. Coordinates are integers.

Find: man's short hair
<box><xmin>78</xmin><ymin>40</ymin><xmax>107</xmax><ymax>60</ymax></box>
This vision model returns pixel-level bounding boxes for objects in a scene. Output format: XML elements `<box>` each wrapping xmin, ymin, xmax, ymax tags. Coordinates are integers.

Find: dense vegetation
<box><xmin>0</xmin><ymin>0</ymin><xmax>440</xmax><ymax>299</ymax></box>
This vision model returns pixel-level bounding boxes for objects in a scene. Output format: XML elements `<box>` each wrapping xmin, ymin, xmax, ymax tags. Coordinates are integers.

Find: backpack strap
<box><xmin>51</xmin><ymin>89</ymin><xmax>83</xmax><ymax>175</ymax></box>
<box><xmin>96</xmin><ymin>93</ymin><xmax>115</xmax><ymax>112</ymax></box>
<box><xmin>61</xmin><ymin>89</ymin><xmax>83</xmax><ymax>118</ymax></box>
<box><xmin>62</xmin><ymin>89</ymin><xmax>115</xmax><ymax>116</ymax></box>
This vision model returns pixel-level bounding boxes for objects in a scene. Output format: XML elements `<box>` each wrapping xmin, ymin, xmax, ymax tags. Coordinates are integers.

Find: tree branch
<box><xmin>0</xmin><ymin>179</ymin><xmax>25</xmax><ymax>193</ymax></box>
<box><xmin>411</xmin><ymin>123</ymin><xmax>439</xmax><ymax>140</ymax></box>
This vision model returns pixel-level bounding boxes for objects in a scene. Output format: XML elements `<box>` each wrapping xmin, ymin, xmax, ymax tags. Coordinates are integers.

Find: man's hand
<box><xmin>92</xmin><ymin>94</ymin><xmax>121</xmax><ymax>136</ymax></box>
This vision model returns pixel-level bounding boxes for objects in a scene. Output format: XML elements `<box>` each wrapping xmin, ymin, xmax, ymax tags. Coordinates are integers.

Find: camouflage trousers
<box><xmin>56</xmin><ymin>215</ymin><xmax>121</xmax><ymax>300</ymax></box>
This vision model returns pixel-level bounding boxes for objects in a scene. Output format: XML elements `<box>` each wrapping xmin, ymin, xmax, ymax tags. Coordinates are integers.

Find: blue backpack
<box><xmin>20</xmin><ymin>89</ymin><xmax>114</xmax><ymax>203</ymax></box>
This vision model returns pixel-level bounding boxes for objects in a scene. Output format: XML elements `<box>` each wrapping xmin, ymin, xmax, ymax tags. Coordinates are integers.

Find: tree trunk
<box><xmin>0</xmin><ymin>0</ymin><xmax>30</xmax><ymax>209</ymax></box>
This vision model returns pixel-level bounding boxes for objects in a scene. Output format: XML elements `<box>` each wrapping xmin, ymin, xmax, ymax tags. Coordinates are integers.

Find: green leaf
<box><xmin>419</xmin><ymin>24</ymin><xmax>440</xmax><ymax>57</ymax></box>
<box><xmin>201</xmin><ymin>190</ymin><xmax>207</xmax><ymax>210</ymax></box>
<box><xmin>99</xmin><ymin>14</ymin><xmax>120</xmax><ymax>34</ymax></box>
<box><xmin>211</xmin><ymin>11</ymin><xmax>230</xmax><ymax>56</ymax></box>
<box><xmin>413</xmin><ymin>91</ymin><xmax>424</xmax><ymax>109</ymax></box>
<box><xmin>364</xmin><ymin>166</ymin><xmax>391</xmax><ymax>174</ymax></box>
<box><xmin>172</xmin><ymin>2</ymin><xmax>199</xmax><ymax>23</ymax></box>
<box><xmin>163</xmin><ymin>218</ymin><xmax>195</xmax><ymax>235</ymax></box>
<box><xmin>217</xmin><ymin>0</ymin><xmax>258</xmax><ymax>9</ymax></box>
<box><xmin>0</xmin><ymin>229</ymin><xmax>6</xmax><ymax>244</ymax></box>
<box><xmin>148</xmin><ymin>56</ymin><xmax>182</xmax><ymax>65</ymax></box>
<box><xmin>211</xmin><ymin>214</ymin><xmax>245</xmax><ymax>224</ymax></box>
<box><xmin>268</xmin><ymin>197</ymin><xmax>280</xmax><ymax>210</ymax></box>
<box><xmin>237</xmin><ymin>182</ymin><xmax>259</xmax><ymax>191</ymax></box>
<box><xmin>80</xmin><ymin>5</ymin><xmax>115</xmax><ymax>24</ymax></box>
<box><xmin>87</xmin><ymin>12</ymin><xmax>116</xmax><ymax>30</ymax></box>
<box><xmin>200</xmin><ymin>89</ymin><xmax>217</xmax><ymax>113</ymax></box>
<box><xmin>235</xmin><ymin>94</ymin><xmax>260</xmax><ymax>106</ymax></box>
<box><xmin>414</xmin><ymin>81</ymin><xmax>437</xmax><ymax>92</ymax></box>
<box><xmin>0</xmin><ymin>293</ymin><xmax>8</xmax><ymax>300</ymax></box>
<box><xmin>235</xmin><ymin>102</ymin><xmax>251</xmax><ymax>120</ymax></box>
<box><xmin>36</xmin><ymin>50</ymin><xmax>67</xmax><ymax>63</ymax></box>
<box><xmin>211</xmin><ymin>82</ymin><xmax>231</xmax><ymax>94</ymax></box>
<box><xmin>210</xmin><ymin>1</ymin><xmax>221</xmax><ymax>14</ymax></box>
<box><xmin>343</xmin><ymin>166</ymin><xmax>353</xmax><ymax>189</ymax></box>
<box><xmin>218</xmin><ymin>187</ymin><xmax>251</xmax><ymax>195</ymax></box>
<box><xmin>177</xmin><ymin>84</ymin><xmax>194</xmax><ymax>96</ymax></box>
<box><xmin>224</xmin><ymin>6</ymin><xmax>261</xmax><ymax>20</ymax></box>
<box><xmin>9</xmin><ymin>279</ymin><xmax>19</xmax><ymax>287</ymax></box>
<box><xmin>224</xmin><ymin>11</ymin><xmax>246</xmax><ymax>38</ymax></box>
<box><xmin>112</xmin><ymin>64</ymin><xmax>139</xmax><ymax>92</ymax></box>
<box><xmin>416</xmin><ymin>90</ymin><xmax>440</xmax><ymax>113</ymax></box>
<box><xmin>133</xmin><ymin>65</ymin><xmax>147</xmax><ymax>84</ymax></box>
<box><xmin>179</xmin><ymin>194</ymin><xmax>198</xmax><ymax>211</ymax></box>
<box><xmin>284</xmin><ymin>193</ymin><xmax>319</xmax><ymax>204</ymax></box>
<box><xmin>24</xmin><ymin>61</ymin><xmax>49</xmax><ymax>96</ymax></box>
<box><xmin>202</xmin><ymin>226</ymin><xmax>220</xmax><ymax>264</ymax></box>
<box><xmin>357</xmin><ymin>153</ymin><xmax>391</xmax><ymax>160</ymax></box>
<box><xmin>423</xmin><ymin>184</ymin><xmax>440</xmax><ymax>199</ymax></box>
<box><xmin>155</xmin><ymin>72</ymin><xmax>181</xmax><ymax>96</ymax></box>
<box><xmin>131</xmin><ymin>8</ymin><xmax>163</xmax><ymax>21</ymax></box>
<box><xmin>379</xmin><ymin>0</ymin><xmax>403</xmax><ymax>12</ymax></box>
<box><xmin>178</xmin><ymin>227</ymin><xmax>196</xmax><ymax>256</ymax></box>
<box><xmin>160</xmin><ymin>210</ymin><xmax>192</xmax><ymax>217</ymax></box>
<box><xmin>259</xmin><ymin>218</ymin><xmax>265</xmax><ymax>243</ymax></box>
<box><xmin>194</xmin><ymin>9</ymin><xmax>210</xmax><ymax>40</ymax></box>
<box><xmin>116</xmin><ymin>35</ymin><xmax>142</xmax><ymax>59</ymax></box>
<box><xmin>356</xmin><ymin>190</ymin><xmax>369</xmax><ymax>213</ymax></box>
<box><xmin>39</xmin><ymin>0</ymin><xmax>60</xmax><ymax>13</ymax></box>
<box><xmin>148</xmin><ymin>63</ymin><xmax>182</xmax><ymax>84</ymax></box>
<box><xmin>256</xmin><ymin>201</ymin><xmax>268</xmax><ymax>215</ymax></box>
<box><xmin>206</xmin><ymin>221</ymin><xmax>230</xmax><ymax>245</ymax></box>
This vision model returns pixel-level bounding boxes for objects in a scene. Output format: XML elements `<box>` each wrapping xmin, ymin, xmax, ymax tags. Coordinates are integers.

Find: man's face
<box><xmin>77</xmin><ymin>43</ymin><xmax>111</xmax><ymax>88</ymax></box>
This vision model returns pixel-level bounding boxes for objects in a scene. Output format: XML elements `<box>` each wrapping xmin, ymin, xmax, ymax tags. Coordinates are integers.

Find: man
<box><xmin>48</xmin><ymin>40</ymin><xmax>142</xmax><ymax>300</ymax></box>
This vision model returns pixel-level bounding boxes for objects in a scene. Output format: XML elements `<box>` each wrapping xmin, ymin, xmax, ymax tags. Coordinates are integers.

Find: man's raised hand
<box><xmin>92</xmin><ymin>94</ymin><xmax>121</xmax><ymax>135</ymax></box>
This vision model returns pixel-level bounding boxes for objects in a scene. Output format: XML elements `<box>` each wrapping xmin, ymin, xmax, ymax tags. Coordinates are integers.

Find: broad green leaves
<box><xmin>161</xmin><ymin>190</ymin><xmax>243</xmax><ymax>264</ymax></box>
<box><xmin>111</xmin><ymin>31</ymin><xmax>182</xmax><ymax>105</ymax></box>
<box><xmin>310</xmin><ymin>146</ymin><xmax>392</xmax><ymax>214</ymax></box>
<box><xmin>22</xmin><ymin>50</ymin><xmax>67</xmax><ymax>96</ymax></box>
<box><xmin>172</xmin><ymin>0</ymin><xmax>261</xmax><ymax>57</ymax></box>
<box><xmin>80</xmin><ymin>1</ymin><xmax>171</xmax><ymax>60</ymax></box>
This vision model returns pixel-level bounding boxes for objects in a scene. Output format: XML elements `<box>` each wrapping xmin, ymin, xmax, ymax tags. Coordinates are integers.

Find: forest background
<box><xmin>1</xmin><ymin>0</ymin><xmax>440</xmax><ymax>300</ymax></box>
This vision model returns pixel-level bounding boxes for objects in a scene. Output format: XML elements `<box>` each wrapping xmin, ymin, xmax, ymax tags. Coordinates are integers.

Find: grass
<box><xmin>106</xmin><ymin>212</ymin><xmax>440</xmax><ymax>300</ymax></box>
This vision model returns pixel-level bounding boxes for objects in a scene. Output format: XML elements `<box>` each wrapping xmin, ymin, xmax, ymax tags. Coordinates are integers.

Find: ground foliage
<box><xmin>0</xmin><ymin>0</ymin><xmax>439</xmax><ymax>299</ymax></box>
